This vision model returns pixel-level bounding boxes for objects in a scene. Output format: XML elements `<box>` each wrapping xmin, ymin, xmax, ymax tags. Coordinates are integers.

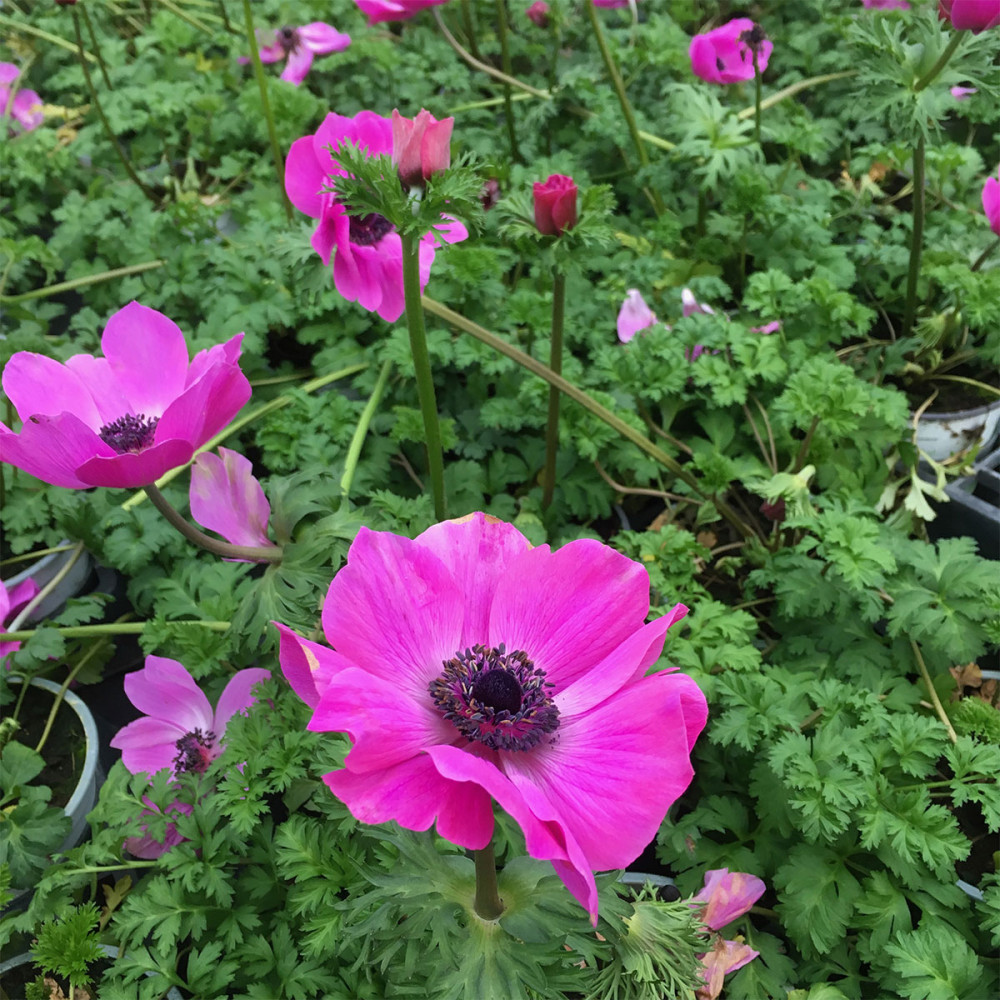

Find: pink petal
<box><xmin>693</xmin><ymin>869</ymin><xmax>766</xmax><ymax>930</ymax></box>
<box><xmin>617</xmin><ymin>289</ymin><xmax>658</xmax><ymax>343</ymax></box>
<box><xmin>74</xmin><ymin>438</ymin><xmax>195</xmax><ymax>489</ymax></box>
<box><xmin>0</xmin><ymin>64</ymin><xmax>19</xmax><ymax>86</ymax></box>
<box><xmin>110</xmin><ymin>716</ymin><xmax>187</xmax><ymax>776</ymax></box>
<box><xmin>64</xmin><ymin>354</ymin><xmax>134</xmax><ymax>425</ymax></box>
<box><xmin>274</xmin><ymin>623</ymin><xmax>353</xmax><ymax>708</ymax></box>
<box><xmin>280</xmin><ymin>47</ymin><xmax>314</xmax><ymax>86</ymax></box>
<box><xmin>698</xmin><ymin>939</ymin><xmax>760</xmax><ymax>1000</ymax></box>
<box><xmin>155</xmin><ymin>358</ymin><xmax>251</xmax><ymax>447</ymax></box>
<box><xmin>682</xmin><ymin>288</ymin><xmax>715</xmax><ymax>317</ymax></box>
<box><xmin>11</xmin><ymin>89</ymin><xmax>43</xmax><ymax>131</ymax></box>
<box><xmin>689</xmin><ymin>35</ymin><xmax>725</xmax><ymax>84</ymax></box>
<box><xmin>299</xmin><ymin>23</ymin><xmax>351</xmax><ymax>54</ymax></box>
<box><xmin>122</xmin><ymin>656</ymin><xmax>215</xmax><ymax>733</ymax></box>
<box><xmin>256</xmin><ymin>42</ymin><xmax>285</xmax><ymax>64</ymax></box>
<box><xmin>189</xmin><ymin>448</ymin><xmax>272</xmax><ymax>549</ymax></box>
<box><xmin>633</xmin><ymin>603</ymin><xmax>689</xmax><ymax>678</ymax></box>
<box><xmin>213</xmin><ymin>667</ymin><xmax>271</xmax><ymax>732</ymax></box>
<box><xmin>1</xmin><ymin>351</ymin><xmax>103</xmax><ymax>427</ymax></box>
<box><xmin>0</xmin><ymin>413</ymin><xmax>112</xmax><ymax>489</ymax></box>
<box><xmin>184</xmin><ymin>332</ymin><xmax>245</xmax><ymax>386</ymax></box>
<box><xmin>983</xmin><ymin>175</ymin><xmax>1000</xmax><ymax>236</ymax></box>
<box><xmin>285</xmin><ymin>135</ymin><xmax>327</xmax><ymax>218</ymax></box>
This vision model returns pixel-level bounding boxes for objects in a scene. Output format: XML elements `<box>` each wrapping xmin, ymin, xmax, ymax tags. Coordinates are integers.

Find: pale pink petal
<box><xmin>110</xmin><ymin>716</ymin><xmax>188</xmax><ymax>776</ymax></box>
<box><xmin>274</xmin><ymin>623</ymin><xmax>353</xmax><ymax>708</ymax></box>
<box><xmin>256</xmin><ymin>41</ymin><xmax>286</xmax><ymax>64</ymax></box>
<box><xmin>184</xmin><ymin>332</ymin><xmax>245</xmax><ymax>386</ymax></box>
<box><xmin>697</xmin><ymin>939</ymin><xmax>760</xmax><ymax>1000</ymax></box>
<box><xmin>0</xmin><ymin>64</ymin><xmax>19</xmax><ymax>86</ymax></box>
<box><xmin>693</xmin><ymin>869</ymin><xmax>766</xmax><ymax>930</ymax></box>
<box><xmin>750</xmin><ymin>320</ymin><xmax>781</xmax><ymax>335</ymax></box>
<box><xmin>2</xmin><ymin>351</ymin><xmax>103</xmax><ymax>427</ymax></box>
<box><xmin>299</xmin><ymin>23</ymin><xmax>351</xmax><ymax>54</ymax></box>
<box><xmin>0</xmin><ymin>414</ymin><xmax>111</xmax><ymax>489</ymax></box>
<box><xmin>190</xmin><ymin>448</ymin><xmax>272</xmax><ymax>548</ymax></box>
<box><xmin>122</xmin><ymin>656</ymin><xmax>215</xmax><ymax>734</ymax></box>
<box><xmin>11</xmin><ymin>90</ymin><xmax>43</xmax><ymax>131</ymax></box>
<box><xmin>682</xmin><ymin>288</ymin><xmax>715</xmax><ymax>317</ymax></box>
<box><xmin>281</xmin><ymin>47</ymin><xmax>314</xmax><ymax>85</ymax></box>
<box><xmin>617</xmin><ymin>289</ymin><xmax>658</xmax><ymax>343</ymax></box>
<box><xmin>213</xmin><ymin>667</ymin><xmax>270</xmax><ymax>731</ymax></box>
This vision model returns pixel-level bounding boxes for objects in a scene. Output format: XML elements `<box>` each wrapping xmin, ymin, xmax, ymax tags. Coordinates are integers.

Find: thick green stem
<box><xmin>241</xmin><ymin>0</ymin><xmax>293</xmax><ymax>223</ymax></box>
<box><xmin>71</xmin><ymin>8</ymin><xmax>158</xmax><ymax>205</ymax></box>
<box><xmin>901</xmin><ymin>133</ymin><xmax>926</xmax><ymax>341</ymax></box>
<box><xmin>341</xmin><ymin>359</ymin><xmax>393</xmax><ymax>502</ymax></box>
<box><xmin>586</xmin><ymin>1</ymin><xmax>664</xmax><ymax>216</ymax></box>
<box><xmin>913</xmin><ymin>29</ymin><xmax>964</xmax><ymax>93</ymax></box>
<box><xmin>494</xmin><ymin>0</ymin><xmax>522</xmax><ymax>164</ymax></box>
<box><xmin>0</xmin><ymin>260</ymin><xmax>164</xmax><ymax>305</ymax></box>
<box><xmin>541</xmin><ymin>270</ymin><xmax>566</xmax><ymax>509</ymax></box>
<box><xmin>473</xmin><ymin>843</ymin><xmax>505</xmax><ymax>920</ymax></box>
<box><xmin>421</xmin><ymin>296</ymin><xmax>756</xmax><ymax>539</ymax></box>
<box><xmin>144</xmin><ymin>484</ymin><xmax>283</xmax><ymax>563</ymax></box>
<box><xmin>80</xmin><ymin>3</ymin><xmax>112</xmax><ymax>89</ymax></box>
<box><xmin>401</xmin><ymin>234</ymin><xmax>447</xmax><ymax>520</ymax></box>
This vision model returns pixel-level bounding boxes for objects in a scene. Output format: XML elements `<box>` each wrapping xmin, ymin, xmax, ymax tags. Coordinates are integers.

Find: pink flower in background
<box><xmin>285</xmin><ymin>110</ymin><xmax>468</xmax><ymax>322</ymax></box>
<box><xmin>354</xmin><ymin>0</ymin><xmax>449</xmax><ymax>24</ymax></box>
<box><xmin>950</xmin><ymin>85</ymin><xmax>977</xmax><ymax>99</ymax></box>
<box><xmin>681</xmin><ymin>288</ymin><xmax>716</xmax><ymax>360</ymax></box>
<box><xmin>0</xmin><ymin>302</ymin><xmax>251</xmax><ymax>490</ymax></box>
<box><xmin>123</xmin><ymin>798</ymin><xmax>192</xmax><ymax>859</ymax></box>
<box><xmin>689</xmin><ymin>18</ymin><xmax>772</xmax><ymax>85</ymax></box>
<box><xmin>0</xmin><ymin>63</ymin><xmax>43</xmax><ymax>134</ymax></box>
<box><xmin>533</xmin><ymin>174</ymin><xmax>578</xmax><ymax>236</ymax></box>
<box><xmin>593</xmin><ymin>1</ymin><xmax>637</xmax><ymax>7</ymax></box>
<box><xmin>983</xmin><ymin>168</ymin><xmax>1000</xmax><ymax>236</ymax></box>
<box><xmin>239</xmin><ymin>23</ymin><xmax>350</xmax><ymax>86</ymax></box>
<box><xmin>111</xmin><ymin>656</ymin><xmax>270</xmax><ymax>779</ymax></box>
<box><xmin>0</xmin><ymin>577</ymin><xmax>40</xmax><ymax>666</ymax></box>
<box><xmin>697</xmin><ymin>939</ymin><xmax>761</xmax><ymax>1000</ymax></box>
<box><xmin>277</xmin><ymin>512</ymin><xmax>707</xmax><ymax>922</ymax></box>
<box><xmin>617</xmin><ymin>289</ymin><xmax>659</xmax><ymax>343</ymax></box>
<box><xmin>526</xmin><ymin>2</ymin><xmax>550</xmax><ymax>27</ymax></box>
<box><xmin>862</xmin><ymin>0</ymin><xmax>910</xmax><ymax>9</ymax></box>
<box><xmin>939</xmin><ymin>0</ymin><xmax>1000</xmax><ymax>32</ymax></box>
<box><xmin>189</xmin><ymin>448</ymin><xmax>277</xmax><ymax>554</ymax></box>
<box><xmin>391</xmin><ymin>109</ymin><xmax>453</xmax><ymax>188</ymax></box>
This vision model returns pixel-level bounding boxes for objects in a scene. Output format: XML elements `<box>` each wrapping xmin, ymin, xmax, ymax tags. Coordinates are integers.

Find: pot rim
<box><xmin>918</xmin><ymin>395</ymin><xmax>1000</xmax><ymax>423</ymax></box>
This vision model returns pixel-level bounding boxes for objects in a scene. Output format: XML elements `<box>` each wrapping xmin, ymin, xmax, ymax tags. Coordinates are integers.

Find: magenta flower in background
<box><xmin>123</xmin><ymin>798</ymin><xmax>192</xmax><ymax>859</ymax></box>
<box><xmin>354</xmin><ymin>0</ymin><xmax>449</xmax><ymax>24</ymax></box>
<box><xmin>533</xmin><ymin>174</ymin><xmax>578</xmax><ymax>236</ymax></box>
<box><xmin>526</xmin><ymin>1</ymin><xmax>550</xmax><ymax>27</ymax></box>
<box><xmin>950</xmin><ymin>85</ymin><xmax>978</xmax><ymax>99</ymax></box>
<box><xmin>939</xmin><ymin>0</ymin><xmax>1000</xmax><ymax>32</ymax></box>
<box><xmin>617</xmin><ymin>289</ymin><xmax>659</xmax><ymax>343</ymax></box>
<box><xmin>111</xmin><ymin>656</ymin><xmax>270</xmax><ymax>779</ymax></box>
<box><xmin>0</xmin><ymin>62</ymin><xmax>43</xmax><ymax>134</ymax></box>
<box><xmin>681</xmin><ymin>288</ymin><xmax>716</xmax><ymax>361</ymax></box>
<box><xmin>862</xmin><ymin>0</ymin><xmax>910</xmax><ymax>10</ymax></box>
<box><xmin>391</xmin><ymin>108</ymin><xmax>453</xmax><ymax>188</ymax></box>
<box><xmin>285</xmin><ymin>110</ymin><xmax>468</xmax><ymax>322</ymax></box>
<box><xmin>689</xmin><ymin>18</ymin><xmax>772</xmax><ymax>85</ymax></box>
<box><xmin>190</xmin><ymin>448</ymin><xmax>276</xmax><ymax>554</ymax></box>
<box><xmin>0</xmin><ymin>577</ymin><xmax>40</xmax><ymax>667</ymax></box>
<box><xmin>276</xmin><ymin>512</ymin><xmax>707</xmax><ymax>922</ymax></box>
<box><xmin>983</xmin><ymin>168</ymin><xmax>1000</xmax><ymax>236</ymax></box>
<box><xmin>240</xmin><ymin>23</ymin><xmax>350</xmax><ymax>86</ymax></box>
<box><xmin>0</xmin><ymin>302</ymin><xmax>251</xmax><ymax>490</ymax></box>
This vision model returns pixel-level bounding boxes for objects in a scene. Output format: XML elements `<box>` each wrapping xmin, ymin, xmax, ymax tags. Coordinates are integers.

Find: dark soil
<box><xmin>0</xmin><ymin>956</ymin><xmax>113</xmax><ymax>1000</ymax></box>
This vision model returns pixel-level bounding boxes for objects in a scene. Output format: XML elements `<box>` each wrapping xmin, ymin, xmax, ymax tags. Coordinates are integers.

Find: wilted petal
<box><xmin>693</xmin><ymin>868</ymin><xmax>767</xmax><ymax>930</ymax></box>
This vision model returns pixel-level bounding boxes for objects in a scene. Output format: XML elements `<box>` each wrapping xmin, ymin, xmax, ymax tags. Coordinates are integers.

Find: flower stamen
<box><xmin>173</xmin><ymin>728</ymin><xmax>217</xmax><ymax>774</ymax></box>
<box><xmin>98</xmin><ymin>413</ymin><xmax>159</xmax><ymax>454</ymax></box>
<box><xmin>348</xmin><ymin>212</ymin><xmax>394</xmax><ymax>247</ymax></box>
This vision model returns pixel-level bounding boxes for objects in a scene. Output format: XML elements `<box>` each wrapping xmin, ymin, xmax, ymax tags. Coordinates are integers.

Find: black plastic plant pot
<box><xmin>927</xmin><ymin>449</ymin><xmax>1000</xmax><ymax>559</ymax></box>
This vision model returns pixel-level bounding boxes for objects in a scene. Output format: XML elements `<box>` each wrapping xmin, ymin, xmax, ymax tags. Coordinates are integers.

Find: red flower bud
<box><xmin>527</xmin><ymin>2</ymin><xmax>550</xmax><ymax>27</ymax></box>
<box><xmin>533</xmin><ymin>174</ymin><xmax>578</xmax><ymax>236</ymax></box>
<box><xmin>938</xmin><ymin>0</ymin><xmax>1000</xmax><ymax>32</ymax></box>
<box><xmin>391</xmin><ymin>108</ymin><xmax>453</xmax><ymax>189</ymax></box>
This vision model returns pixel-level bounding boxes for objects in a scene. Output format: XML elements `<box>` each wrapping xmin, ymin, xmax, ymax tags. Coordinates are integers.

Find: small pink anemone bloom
<box><xmin>689</xmin><ymin>18</ymin><xmax>772</xmax><ymax>85</ymax></box>
<box><xmin>983</xmin><ymin>168</ymin><xmax>1000</xmax><ymax>236</ymax></box>
<box><xmin>190</xmin><ymin>447</ymin><xmax>276</xmax><ymax>554</ymax></box>
<box><xmin>0</xmin><ymin>577</ymin><xmax>41</xmax><ymax>666</ymax></box>
<box><xmin>276</xmin><ymin>513</ymin><xmax>707</xmax><ymax>923</ymax></box>
<box><xmin>862</xmin><ymin>0</ymin><xmax>910</xmax><ymax>10</ymax></box>
<box><xmin>0</xmin><ymin>62</ymin><xmax>43</xmax><ymax>134</ymax></box>
<box><xmin>285</xmin><ymin>110</ymin><xmax>468</xmax><ymax>322</ymax></box>
<box><xmin>617</xmin><ymin>289</ymin><xmax>659</xmax><ymax>343</ymax></box>
<box><xmin>354</xmin><ymin>0</ymin><xmax>450</xmax><ymax>25</ymax></box>
<box><xmin>240</xmin><ymin>23</ymin><xmax>351</xmax><ymax>86</ymax></box>
<box><xmin>0</xmin><ymin>302</ymin><xmax>251</xmax><ymax>490</ymax></box>
<box><xmin>111</xmin><ymin>656</ymin><xmax>270</xmax><ymax>779</ymax></box>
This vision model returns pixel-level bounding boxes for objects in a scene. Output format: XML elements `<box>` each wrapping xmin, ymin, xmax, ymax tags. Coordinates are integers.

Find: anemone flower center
<box><xmin>739</xmin><ymin>24</ymin><xmax>767</xmax><ymax>55</ymax></box>
<box><xmin>173</xmin><ymin>728</ymin><xmax>217</xmax><ymax>774</ymax></box>
<box><xmin>278</xmin><ymin>25</ymin><xmax>299</xmax><ymax>55</ymax></box>
<box><xmin>348</xmin><ymin>212</ymin><xmax>394</xmax><ymax>247</ymax></box>
<box><xmin>98</xmin><ymin>413</ymin><xmax>159</xmax><ymax>454</ymax></box>
<box><xmin>429</xmin><ymin>644</ymin><xmax>560</xmax><ymax>752</ymax></box>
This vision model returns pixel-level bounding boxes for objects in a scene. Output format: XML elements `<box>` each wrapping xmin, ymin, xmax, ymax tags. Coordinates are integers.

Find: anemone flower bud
<box><xmin>939</xmin><ymin>0</ymin><xmax>1000</xmax><ymax>32</ymax></box>
<box><xmin>527</xmin><ymin>1</ymin><xmax>550</xmax><ymax>26</ymax></box>
<box><xmin>533</xmin><ymin>174</ymin><xmax>578</xmax><ymax>236</ymax></box>
<box><xmin>983</xmin><ymin>169</ymin><xmax>1000</xmax><ymax>236</ymax></box>
<box><xmin>391</xmin><ymin>108</ymin><xmax>453</xmax><ymax>188</ymax></box>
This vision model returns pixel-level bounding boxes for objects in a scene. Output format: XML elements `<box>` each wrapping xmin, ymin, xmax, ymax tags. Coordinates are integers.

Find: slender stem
<box><xmin>586</xmin><ymin>0</ymin><xmax>664</xmax><ymax>216</ymax></box>
<box><xmin>216</xmin><ymin>0</ymin><xmax>233</xmax><ymax>31</ymax></box>
<box><xmin>421</xmin><ymin>296</ymin><xmax>756</xmax><ymax>539</ymax></box>
<box><xmin>241</xmin><ymin>0</ymin><xmax>293</xmax><ymax>223</ymax></box>
<box><xmin>911</xmin><ymin>640</ymin><xmax>958</xmax><ymax>744</ymax></box>
<box><xmin>0</xmin><ymin>622</ymin><xmax>226</xmax><ymax>643</ymax></box>
<box><xmin>35</xmin><ymin>635</ymin><xmax>109</xmax><ymax>755</ymax></box>
<box><xmin>494</xmin><ymin>0</ymin><xmax>522</xmax><ymax>164</ymax></box>
<box><xmin>0</xmin><ymin>260</ymin><xmax>164</xmax><ymax>304</ymax></box>
<box><xmin>341</xmin><ymin>359</ymin><xmax>393</xmax><ymax>502</ymax></box>
<box><xmin>913</xmin><ymin>30</ymin><xmax>964</xmax><ymax>93</ymax></box>
<box><xmin>71</xmin><ymin>8</ymin><xmax>158</xmax><ymax>204</ymax></box>
<box><xmin>541</xmin><ymin>270</ymin><xmax>566</xmax><ymax>508</ymax></box>
<box><xmin>792</xmin><ymin>415</ymin><xmax>820</xmax><ymax>474</ymax></box>
<box><xmin>7</xmin><ymin>542</ymin><xmax>86</xmax><ymax>635</ymax></box>
<box><xmin>0</xmin><ymin>13</ymin><xmax>99</xmax><ymax>61</ymax></box>
<box><xmin>926</xmin><ymin>374</ymin><xmax>1000</xmax><ymax>399</ymax></box>
<box><xmin>752</xmin><ymin>48</ymin><xmax>762</xmax><ymax>145</ymax></box>
<box><xmin>971</xmin><ymin>236</ymin><xmax>999</xmax><ymax>272</ymax></box>
<box><xmin>473</xmin><ymin>843</ymin><xmax>505</xmax><ymax>920</ymax></box>
<box><xmin>735</xmin><ymin>70</ymin><xmax>856</xmax><ymax>120</ymax></box>
<box><xmin>460</xmin><ymin>0</ymin><xmax>482</xmax><ymax>60</ymax></box>
<box><xmin>401</xmin><ymin>235</ymin><xmax>447</xmax><ymax>520</ymax></box>
<box><xmin>144</xmin><ymin>484</ymin><xmax>283</xmax><ymax>563</ymax></box>
<box><xmin>901</xmin><ymin>133</ymin><xmax>926</xmax><ymax>341</ymax></box>
<box><xmin>157</xmin><ymin>0</ymin><xmax>214</xmax><ymax>33</ymax></box>
<box><xmin>80</xmin><ymin>3</ymin><xmax>112</xmax><ymax>89</ymax></box>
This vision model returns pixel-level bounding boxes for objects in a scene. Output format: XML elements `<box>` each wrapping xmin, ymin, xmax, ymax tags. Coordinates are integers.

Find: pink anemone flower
<box><xmin>983</xmin><ymin>168</ymin><xmax>1000</xmax><ymax>236</ymax></box>
<box><xmin>0</xmin><ymin>63</ymin><xmax>43</xmax><ymax>134</ymax></box>
<box><xmin>354</xmin><ymin>0</ymin><xmax>450</xmax><ymax>25</ymax></box>
<box><xmin>276</xmin><ymin>513</ymin><xmax>707</xmax><ymax>923</ymax></box>
<box><xmin>939</xmin><ymin>0</ymin><xmax>1000</xmax><ymax>32</ymax></box>
<box><xmin>239</xmin><ymin>23</ymin><xmax>351</xmax><ymax>86</ymax></box>
<box><xmin>617</xmin><ymin>289</ymin><xmax>659</xmax><ymax>343</ymax></box>
<box><xmin>110</xmin><ymin>656</ymin><xmax>270</xmax><ymax>779</ymax></box>
<box><xmin>0</xmin><ymin>577</ymin><xmax>41</xmax><ymax>666</ymax></box>
<box><xmin>862</xmin><ymin>0</ymin><xmax>910</xmax><ymax>9</ymax></box>
<box><xmin>285</xmin><ymin>110</ymin><xmax>468</xmax><ymax>322</ymax></box>
<box><xmin>689</xmin><ymin>18</ymin><xmax>772</xmax><ymax>85</ymax></box>
<box><xmin>0</xmin><ymin>302</ymin><xmax>251</xmax><ymax>490</ymax></box>
<box><xmin>124</xmin><ymin>798</ymin><xmax>193</xmax><ymax>859</ymax></box>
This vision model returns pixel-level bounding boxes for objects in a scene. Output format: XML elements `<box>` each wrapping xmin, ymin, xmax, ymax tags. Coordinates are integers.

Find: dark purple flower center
<box><xmin>348</xmin><ymin>212</ymin><xmax>394</xmax><ymax>247</ymax></box>
<box><xmin>429</xmin><ymin>644</ymin><xmax>560</xmax><ymax>752</ymax></box>
<box><xmin>278</xmin><ymin>26</ymin><xmax>300</xmax><ymax>55</ymax></box>
<box><xmin>173</xmin><ymin>728</ymin><xmax>217</xmax><ymax>774</ymax></box>
<box><xmin>98</xmin><ymin>413</ymin><xmax>159</xmax><ymax>454</ymax></box>
<box><xmin>739</xmin><ymin>24</ymin><xmax>767</xmax><ymax>55</ymax></box>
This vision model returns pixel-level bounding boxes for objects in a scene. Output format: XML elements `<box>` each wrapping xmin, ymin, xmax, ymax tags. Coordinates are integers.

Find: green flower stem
<box><xmin>735</xmin><ymin>70</ymin><xmax>856</xmax><ymax>120</ymax></box>
<box><xmin>753</xmin><ymin>50</ymin><xmax>762</xmax><ymax>145</ymax></box>
<box><xmin>494</xmin><ymin>0</ymin><xmax>522</xmax><ymax>164</ymax></box>
<box><xmin>0</xmin><ymin>13</ymin><xmax>99</xmax><ymax>62</ymax></box>
<box><xmin>216</xmin><ymin>0</ymin><xmax>233</xmax><ymax>31</ymax></box>
<box><xmin>930</xmin><ymin>374</ymin><xmax>1000</xmax><ymax>399</ymax></box>
<box><xmin>80</xmin><ymin>3</ymin><xmax>112</xmax><ymax>89</ymax></box>
<box><xmin>473</xmin><ymin>843</ymin><xmax>505</xmax><ymax>920</ymax></box>
<box><xmin>341</xmin><ymin>358</ymin><xmax>393</xmax><ymax>502</ymax></box>
<box><xmin>157</xmin><ymin>0</ymin><xmax>216</xmax><ymax>33</ymax></box>
<box><xmin>421</xmin><ymin>296</ymin><xmax>756</xmax><ymax>539</ymax></box>
<box><xmin>0</xmin><ymin>622</ymin><xmax>228</xmax><ymax>644</ymax></box>
<box><xmin>144</xmin><ymin>484</ymin><xmax>283</xmax><ymax>563</ymax></box>
<box><xmin>0</xmin><ymin>543</ymin><xmax>76</xmax><ymax>572</ymax></box>
<box><xmin>586</xmin><ymin>0</ymin><xmax>664</xmax><ymax>216</ymax></box>
<box><xmin>0</xmin><ymin>260</ymin><xmax>164</xmax><ymax>305</ymax></box>
<box><xmin>7</xmin><ymin>542</ymin><xmax>87</xmax><ymax>637</ymax></box>
<box><xmin>971</xmin><ymin>236</ymin><xmax>999</xmax><ymax>272</ymax></box>
<box><xmin>901</xmin><ymin>133</ymin><xmax>926</xmax><ymax>341</ymax></box>
<box><xmin>241</xmin><ymin>0</ymin><xmax>294</xmax><ymax>223</ymax></box>
<box><xmin>541</xmin><ymin>270</ymin><xmax>566</xmax><ymax>509</ymax></box>
<box><xmin>71</xmin><ymin>7</ymin><xmax>158</xmax><ymax>205</ymax></box>
<box><xmin>460</xmin><ymin>0</ymin><xmax>482</xmax><ymax>60</ymax></box>
<box><xmin>911</xmin><ymin>639</ymin><xmax>958</xmax><ymax>744</ymax></box>
<box><xmin>913</xmin><ymin>29</ymin><xmax>964</xmax><ymax>93</ymax></box>
<box><xmin>120</xmin><ymin>362</ymin><xmax>368</xmax><ymax>510</ymax></box>
<box><xmin>401</xmin><ymin>233</ymin><xmax>447</xmax><ymax>520</ymax></box>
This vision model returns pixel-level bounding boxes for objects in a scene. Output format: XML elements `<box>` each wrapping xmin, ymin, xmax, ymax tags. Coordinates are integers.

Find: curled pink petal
<box><xmin>693</xmin><ymin>868</ymin><xmax>767</xmax><ymax>930</ymax></box>
<box><xmin>697</xmin><ymin>939</ymin><xmax>761</xmax><ymax>1000</ymax></box>
<box><xmin>190</xmin><ymin>448</ymin><xmax>274</xmax><ymax>551</ymax></box>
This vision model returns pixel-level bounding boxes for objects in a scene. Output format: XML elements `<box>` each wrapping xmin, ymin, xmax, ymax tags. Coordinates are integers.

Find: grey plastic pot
<box><xmin>915</xmin><ymin>397</ymin><xmax>1000</xmax><ymax>462</ymax></box>
<box><xmin>3</xmin><ymin>542</ymin><xmax>94</xmax><ymax>622</ymax></box>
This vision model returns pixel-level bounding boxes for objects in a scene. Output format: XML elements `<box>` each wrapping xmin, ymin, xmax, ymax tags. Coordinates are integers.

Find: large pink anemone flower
<box><xmin>111</xmin><ymin>656</ymin><xmax>270</xmax><ymax>779</ymax></box>
<box><xmin>354</xmin><ymin>0</ymin><xmax>450</xmax><ymax>24</ymax></box>
<box><xmin>0</xmin><ymin>302</ymin><xmax>251</xmax><ymax>490</ymax></box>
<box><xmin>285</xmin><ymin>110</ymin><xmax>468</xmax><ymax>323</ymax></box>
<box><xmin>239</xmin><ymin>23</ymin><xmax>351</xmax><ymax>86</ymax></box>
<box><xmin>276</xmin><ymin>513</ymin><xmax>707</xmax><ymax>922</ymax></box>
<box><xmin>0</xmin><ymin>62</ymin><xmax>43</xmax><ymax>134</ymax></box>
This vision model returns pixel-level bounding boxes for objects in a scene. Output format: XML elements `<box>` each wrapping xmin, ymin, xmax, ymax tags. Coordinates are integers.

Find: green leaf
<box><xmin>881</xmin><ymin>923</ymin><xmax>986</xmax><ymax>1000</ymax></box>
